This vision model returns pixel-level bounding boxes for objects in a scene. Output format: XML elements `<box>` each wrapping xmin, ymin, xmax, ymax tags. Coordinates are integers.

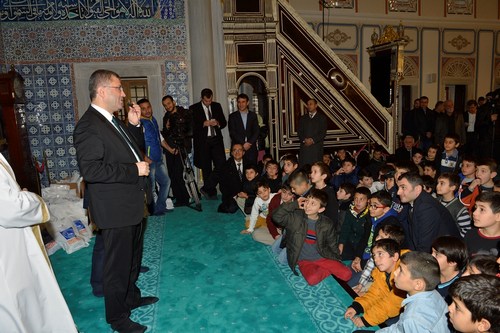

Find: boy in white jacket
<box><xmin>241</xmin><ymin>181</ymin><xmax>277</xmax><ymax>234</ymax></box>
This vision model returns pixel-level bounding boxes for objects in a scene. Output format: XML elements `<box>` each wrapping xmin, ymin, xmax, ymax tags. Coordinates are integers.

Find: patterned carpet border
<box><xmin>265</xmin><ymin>247</ymin><xmax>358</xmax><ymax>333</ymax></box>
<box><xmin>131</xmin><ymin>217</ymin><xmax>166</xmax><ymax>328</ymax></box>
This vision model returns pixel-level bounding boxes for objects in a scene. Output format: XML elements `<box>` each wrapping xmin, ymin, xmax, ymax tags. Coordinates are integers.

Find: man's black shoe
<box><xmin>111</xmin><ymin>318</ymin><xmax>147</xmax><ymax>333</ymax></box>
<box><xmin>139</xmin><ymin>266</ymin><xmax>150</xmax><ymax>273</ymax></box>
<box><xmin>132</xmin><ymin>296</ymin><xmax>159</xmax><ymax>310</ymax></box>
<box><xmin>200</xmin><ymin>188</ymin><xmax>218</xmax><ymax>200</ymax></box>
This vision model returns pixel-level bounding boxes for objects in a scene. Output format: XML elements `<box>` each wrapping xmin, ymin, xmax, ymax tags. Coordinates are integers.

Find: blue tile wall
<box><xmin>1</xmin><ymin>0</ymin><xmax>189</xmax><ymax>183</ymax></box>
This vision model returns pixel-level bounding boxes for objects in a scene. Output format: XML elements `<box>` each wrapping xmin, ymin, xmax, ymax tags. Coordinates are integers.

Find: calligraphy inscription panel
<box><xmin>0</xmin><ymin>0</ymin><xmax>164</xmax><ymax>21</ymax></box>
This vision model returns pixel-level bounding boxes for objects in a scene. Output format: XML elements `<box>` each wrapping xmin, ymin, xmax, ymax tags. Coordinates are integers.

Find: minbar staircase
<box><xmin>222</xmin><ymin>0</ymin><xmax>395</xmax><ymax>156</ymax></box>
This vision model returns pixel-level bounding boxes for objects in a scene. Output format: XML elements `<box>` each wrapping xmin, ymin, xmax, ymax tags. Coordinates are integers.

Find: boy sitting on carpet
<box><xmin>344</xmin><ymin>239</ymin><xmax>407</xmax><ymax>329</ymax></box>
<box><xmin>376</xmin><ymin>251</ymin><xmax>450</xmax><ymax>333</ymax></box>
<box><xmin>241</xmin><ymin>181</ymin><xmax>277</xmax><ymax>234</ymax></box>
<box><xmin>272</xmin><ymin>188</ymin><xmax>351</xmax><ymax>285</ymax></box>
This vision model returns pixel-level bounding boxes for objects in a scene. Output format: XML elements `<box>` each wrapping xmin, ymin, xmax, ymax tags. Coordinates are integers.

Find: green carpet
<box><xmin>51</xmin><ymin>199</ymin><xmax>362</xmax><ymax>332</ymax></box>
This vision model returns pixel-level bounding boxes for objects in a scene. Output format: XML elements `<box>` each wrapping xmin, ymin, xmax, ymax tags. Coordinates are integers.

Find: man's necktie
<box><xmin>111</xmin><ymin>116</ymin><xmax>141</xmax><ymax>161</ymax></box>
<box><xmin>309</xmin><ymin>113</ymin><xmax>314</xmax><ymax>119</ymax></box>
<box><xmin>237</xmin><ymin>162</ymin><xmax>243</xmax><ymax>181</ymax></box>
<box><xmin>207</xmin><ymin>106</ymin><xmax>215</xmax><ymax>137</ymax></box>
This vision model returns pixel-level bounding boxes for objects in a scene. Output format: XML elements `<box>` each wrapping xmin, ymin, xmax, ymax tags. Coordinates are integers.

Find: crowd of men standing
<box><xmin>402</xmin><ymin>92</ymin><xmax>500</xmax><ymax>160</ymax></box>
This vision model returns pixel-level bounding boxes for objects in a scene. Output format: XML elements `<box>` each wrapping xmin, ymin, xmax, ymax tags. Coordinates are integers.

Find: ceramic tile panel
<box><xmin>1</xmin><ymin>0</ymin><xmax>189</xmax><ymax>183</ymax></box>
<box><xmin>16</xmin><ymin>63</ymin><xmax>76</xmax><ymax>184</ymax></box>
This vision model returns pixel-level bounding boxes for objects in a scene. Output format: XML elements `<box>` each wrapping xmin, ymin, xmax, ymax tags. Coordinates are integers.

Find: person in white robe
<box><xmin>0</xmin><ymin>153</ymin><xmax>77</xmax><ymax>333</ymax></box>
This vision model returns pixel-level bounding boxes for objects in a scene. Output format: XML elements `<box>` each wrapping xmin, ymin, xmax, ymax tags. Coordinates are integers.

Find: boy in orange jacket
<box><xmin>344</xmin><ymin>239</ymin><xmax>407</xmax><ymax>329</ymax></box>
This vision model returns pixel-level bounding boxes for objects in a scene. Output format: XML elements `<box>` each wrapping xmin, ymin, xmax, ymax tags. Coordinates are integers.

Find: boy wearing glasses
<box><xmin>349</xmin><ymin>191</ymin><xmax>401</xmax><ymax>285</ymax></box>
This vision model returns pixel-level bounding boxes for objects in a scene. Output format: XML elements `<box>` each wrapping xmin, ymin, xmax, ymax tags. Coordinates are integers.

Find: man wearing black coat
<box><xmin>190</xmin><ymin>88</ymin><xmax>227</xmax><ymax>198</ymax></box>
<box><xmin>397</xmin><ymin>172</ymin><xmax>460</xmax><ymax>252</ymax></box>
<box><xmin>74</xmin><ymin>69</ymin><xmax>157</xmax><ymax>333</ymax></box>
<box><xmin>202</xmin><ymin>143</ymin><xmax>246</xmax><ymax>213</ymax></box>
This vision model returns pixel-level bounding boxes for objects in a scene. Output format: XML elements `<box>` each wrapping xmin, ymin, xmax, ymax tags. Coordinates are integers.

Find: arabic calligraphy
<box><xmin>0</xmin><ymin>0</ymin><xmax>159</xmax><ymax>21</ymax></box>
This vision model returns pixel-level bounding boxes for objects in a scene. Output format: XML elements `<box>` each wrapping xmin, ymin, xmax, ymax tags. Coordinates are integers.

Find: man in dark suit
<box><xmin>74</xmin><ymin>69</ymin><xmax>158</xmax><ymax>333</ymax></box>
<box><xmin>211</xmin><ymin>143</ymin><xmax>247</xmax><ymax>213</ymax></box>
<box><xmin>297</xmin><ymin>98</ymin><xmax>327</xmax><ymax>167</ymax></box>
<box><xmin>190</xmin><ymin>88</ymin><xmax>227</xmax><ymax>198</ymax></box>
<box><xmin>414</xmin><ymin>96</ymin><xmax>435</xmax><ymax>151</ymax></box>
<box><xmin>228</xmin><ymin>93</ymin><xmax>260</xmax><ymax>165</ymax></box>
<box><xmin>396</xmin><ymin>172</ymin><xmax>460</xmax><ymax>252</ymax></box>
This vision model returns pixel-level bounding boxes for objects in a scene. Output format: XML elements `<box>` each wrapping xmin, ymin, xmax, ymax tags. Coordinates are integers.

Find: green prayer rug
<box><xmin>52</xmin><ymin>200</ymin><xmax>367</xmax><ymax>332</ymax></box>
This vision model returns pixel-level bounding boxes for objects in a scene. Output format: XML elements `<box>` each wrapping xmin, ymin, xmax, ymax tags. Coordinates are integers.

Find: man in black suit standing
<box><xmin>397</xmin><ymin>172</ymin><xmax>460</xmax><ymax>252</ymax></box>
<box><xmin>297</xmin><ymin>98</ymin><xmax>328</xmax><ymax>167</ymax></box>
<box><xmin>191</xmin><ymin>88</ymin><xmax>227</xmax><ymax>199</ymax></box>
<box><xmin>74</xmin><ymin>70</ymin><xmax>158</xmax><ymax>333</ymax></box>
<box><xmin>228</xmin><ymin>93</ymin><xmax>260</xmax><ymax>165</ymax></box>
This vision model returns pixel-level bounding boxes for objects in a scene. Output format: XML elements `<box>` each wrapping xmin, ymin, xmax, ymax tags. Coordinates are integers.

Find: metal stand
<box><xmin>177</xmin><ymin>145</ymin><xmax>202</xmax><ymax>212</ymax></box>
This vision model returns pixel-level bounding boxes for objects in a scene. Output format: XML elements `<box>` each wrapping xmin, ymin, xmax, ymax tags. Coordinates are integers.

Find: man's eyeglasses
<box><xmin>104</xmin><ymin>86</ymin><xmax>124</xmax><ymax>91</ymax></box>
<box><xmin>369</xmin><ymin>204</ymin><xmax>386</xmax><ymax>209</ymax></box>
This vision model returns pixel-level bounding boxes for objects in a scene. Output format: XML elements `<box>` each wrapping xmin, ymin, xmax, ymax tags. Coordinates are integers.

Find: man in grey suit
<box><xmin>298</xmin><ymin>98</ymin><xmax>327</xmax><ymax>167</ymax></box>
<box><xmin>74</xmin><ymin>69</ymin><xmax>158</xmax><ymax>333</ymax></box>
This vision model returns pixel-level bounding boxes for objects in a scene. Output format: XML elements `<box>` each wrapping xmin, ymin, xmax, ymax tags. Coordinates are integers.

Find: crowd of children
<box><xmin>230</xmin><ymin>136</ymin><xmax>499</xmax><ymax>332</ymax></box>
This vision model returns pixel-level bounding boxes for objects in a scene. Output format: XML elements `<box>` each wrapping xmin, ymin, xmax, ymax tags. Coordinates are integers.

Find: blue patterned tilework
<box><xmin>16</xmin><ymin>63</ymin><xmax>77</xmax><ymax>184</ymax></box>
<box><xmin>165</xmin><ymin>60</ymin><xmax>189</xmax><ymax>107</ymax></box>
<box><xmin>2</xmin><ymin>21</ymin><xmax>187</xmax><ymax>63</ymax></box>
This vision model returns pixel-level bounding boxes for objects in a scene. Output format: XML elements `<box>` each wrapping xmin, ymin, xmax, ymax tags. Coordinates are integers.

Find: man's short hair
<box><xmin>256</xmin><ymin>180</ymin><xmax>270</xmax><ymax>190</ymax></box>
<box><xmin>421</xmin><ymin>175</ymin><xmax>436</xmax><ymax>193</ymax></box>
<box><xmin>397</xmin><ymin>172</ymin><xmax>423</xmax><ymax>188</ymax></box>
<box><xmin>438</xmin><ymin>173</ymin><xmax>460</xmax><ymax>190</ymax></box>
<box><xmin>354</xmin><ymin>186</ymin><xmax>371</xmax><ymax>199</ymax></box>
<box><xmin>466</xmin><ymin>99</ymin><xmax>478</xmax><ymax>107</ymax></box>
<box><xmin>339</xmin><ymin>182</ymin><xmax>356</xmax><ymax>197</ymax></box>
<box><xmin>282</xmin><ymin>154</ymin><xmax>298</xmax><ymax>166</ymax></box>
<box><xmin>475</xmin><ymin>191</ymin><xmax>500</xmax><ymax>214</ymax></box>
<box><xmin>311</xmin><ymin>161</ymin><xmax>332</xmax><ymax>183</ymax></box>
<box><xmin>288</xmin><ymin>170</ymin><xmax>309</xmax><ymax>185</ymax></box>
<box><xmin>431</xmin><ymin>236</ymin><xmax>468</xmax><ymax>271</ymax></box>
<box><xmin>307</xmin><ymin>98</ymin><xmax>317</xmax><ymax>104</ymax></box>
<box><xmin>308</xmin><ymin>188</ymin><xmax>328</xmax><ymax>208</ymax></box>
<box><xmin>201</xmin><ymin>88</ymin><xmax>213</xmax><ymax>99</ymax></box>
<box><xmin>280</xmin><ymin>182</ymin><xmax>293</xmax><ymax>194</ymax></box>
<box><xmin>420</xmin><ymin>96</ymin><xmax>429</xmax><ymax>101</ymax></box>
<box><xmin>400</xmin><ymin>251</ymin><xmax>440</xmax><ymax>291</ymax></box>
<box><xmin>357</xmin><ymin>168</ymin><xmax>373</xmax><ymax>181</ymax></box>
<box><xmin>422</xmin><ymin>161</ymin><xmax>437</xmax><ymax>171</ymax></box>
<box><xmin>444</xmin><ymin>133</ymin><xmax>461</xmax><ymax>144</ymax></box>
<box><xmin>477</xmin><ymin>158</ymin><xmax>498</xmax><ymax>173</ymax></box>
<box><xmin>467</xmin><ymin>255</ymin><xmax>499</xmax><ymax>276</ymax></box>
<box><xmin>370</xmin><ymin>190</ymin><xmax>392</xmax><ymax>208</ymax></box>
<box><xmin>162</xmin><ymin>95</ymin><xmax>174</xmax><ymax>102</ymax></box>
<box><xmin>244</xmin><ymin>164</ymin><xmax>259</xmax><ymax>173</ymax></box>
<box><xmin>428</xmin><ymin>144</ymin><xmax>440</xmax><ymax>152</ymax></box>
<box><xmin>89</xmin><ymin>69</ymin><xmax>119</xmax><ymax>100</ymax></box>
<box><xmin>411</xmin><ymin>148</ymin><xmax>424</xmax><ymax>157</ymax></box>
<box><xmin>394</xmin><ymin>160</ymin><xmax>419</xmax><ymax>174</ymax></box>
<box><xmin>378</xmin><ymin>224</ymin><xmax>405</xmax><ymax>246</ymax></box>
<box><xmin>237</xmin><ymin>93</ymin><xmax>249</xmax><ymax>101</ymax></box>
<box><xmin>137</xmin><ymin>98</ymin><xmax>150</xmax><ymax>105</ymax></box>
<box><xmin>231</xmin><ymin>142</ymin><xmax>244</xmax><ymax>151</ymax></box>
<box><xmin>265</xmin><ymin>159</ymin><xmax>280</xmax><ymax>169</ymax></box>
<box><xmin>449</xmin><ymin>275</ymin><xmax>500</xmax><ymax>328</ymax></box>
<box><xmin>371</xmin><ymin>238</ymin><xmax>400</xmax><ymax>258</ymax></box>
<box><xmin>461</xmin><ymin>154</ymin><xmax>477</xmax><ymax>166</ymax></box>
<box><xmin>342</xmin><ymin>156</ymin><xmax>356</xmax><ymax>167</ymax></box>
